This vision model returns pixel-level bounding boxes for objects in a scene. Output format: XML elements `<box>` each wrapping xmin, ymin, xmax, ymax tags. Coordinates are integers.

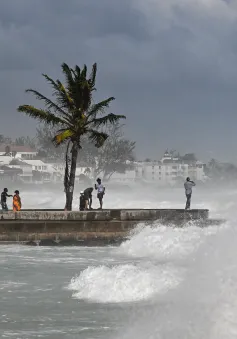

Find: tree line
<box><xmin>0</xmin><ymin>124</ymin><xmax>135</xmax><ymax>181</ymax></box>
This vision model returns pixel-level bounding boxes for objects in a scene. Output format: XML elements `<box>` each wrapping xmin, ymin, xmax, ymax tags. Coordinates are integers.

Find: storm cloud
<box><xmin>1</xmin><ymin>0</ymin><xmax>237</xmax><ymax>161</ymax></box>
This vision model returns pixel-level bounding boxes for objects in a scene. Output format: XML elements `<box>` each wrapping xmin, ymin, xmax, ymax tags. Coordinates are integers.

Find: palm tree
<box><xmin>18</xmin><ymin>63</ymin><xmax>125</xmax><ymax>210</ymax></box>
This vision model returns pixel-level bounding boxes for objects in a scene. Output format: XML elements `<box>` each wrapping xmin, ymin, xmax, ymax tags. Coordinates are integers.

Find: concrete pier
<box><xmin>0</xmin><ymin>209</ymin><xmax>218</xmax><ymax>246</ymax></box>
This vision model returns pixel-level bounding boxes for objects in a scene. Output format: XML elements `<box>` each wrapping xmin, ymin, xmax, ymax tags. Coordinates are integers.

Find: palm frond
<box><xmin>17</xmin><ymin>105</ymin><xmax>66</xmax><ymax>125</ymax></box>
<box><xmin>42</xmin><ymin>74</ymin><xmax>73</xmax><ymax>112</ymax></box>
<box><xmin>61</xmin><ymin>63</ymin><xmax>75</xmax><ymax>91</ymax></box>
<box><xmin>70</xmin><ymin>68</ymin><xmax>77</xmax><ymax>79</ymax></box>
<box><xmin>42</xmin><ymin>74</ymin><xmax>61</xmax><ymax>95</ymax></box>
<box><xmin>25</xmin><ymin>89</ymin><xmax>69</xmax><ymax>118</ymax></box>
<box><xmin>87</xmin><ymin>97</ymin><xmax>115</xmax><ymax>118</ymax></box>
<box><xmin>90</xmin><ymin>113</ymin><xmax>126</xmax><ymax>127</ymax></box>
<box><xmin>88</xmin><ymin>129</ymin><xmax>108</xmax><ymax>148</ymax></box>
<box><xmin>88</xmin><ymin>63</ymin><xmax>97</xmax><ymax>89</ymax></box>
<box><xmin>75</xmin><ymin>66</ymin><xmax>81</xmax><ymax>80</ymax></box>
<box><xmin>55</xmin><ymin>80</ymin><xmax>74</xmax><ymax>109</ymax></box>
<box><xmin>81</xmin><ymin>65</ymin><xmax>87</xmax><ymax>79</ymax></box>
<box><xmin>43</xmin><ymin>73</ymin><xmax>75</xmax><ymax>111</ymax></box>
<box><xmin>52</xmin><ymin>129</ymin><xmax>74</xmax><ymax>146</ymax></box>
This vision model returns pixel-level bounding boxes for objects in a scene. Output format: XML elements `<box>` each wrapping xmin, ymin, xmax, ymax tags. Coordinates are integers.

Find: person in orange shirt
<box><xmin>13</xmin><ymin>190</ymin><xmax>22</xmax><ymax>211</ymax></box>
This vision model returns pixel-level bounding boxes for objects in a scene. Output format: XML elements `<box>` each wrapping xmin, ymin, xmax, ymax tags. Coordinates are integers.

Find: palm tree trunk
<box><xmin>64</xmin><ymin>141</ymin><xmax>70</xmax><ymax>195</ymax></box>
<box><xmin>65</xmin><ymin>142</ymin><xmax>78</xmax><ymax>211</ymax></box>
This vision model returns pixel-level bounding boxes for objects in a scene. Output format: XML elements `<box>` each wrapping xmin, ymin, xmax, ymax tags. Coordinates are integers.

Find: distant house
<box><xmin>0</xmin><ymin>156</ymin><xmax>63</xmax><ymax>183</ymax></box>
<box><xmin>23</xmin><ymin>160</ymin><xmax>48</xmax><ymax>172</ymax></box>
<box><xmin>0</xmin><ymin>165</ymin><xmax>23</xmax><ymax>182</ymax></box>
<box><xmin>23</xmin><ymin>160</ymin><xmax>62</xmax><ymax>182</ymax></box>
<box><xmin>9</xmin><ymin>159</ymin><xmax>33</xmax><ymax>182</ymax></box>
<box><xmin>0</xmin><ymin>144</ymin><xmax>38</xmax><ymax>159</ymax></box>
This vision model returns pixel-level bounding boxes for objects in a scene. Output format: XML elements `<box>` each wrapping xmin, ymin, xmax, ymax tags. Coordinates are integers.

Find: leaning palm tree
<box><xmin>18</xmin><ymin>63</ymin><xmax>125</xmax><ymax>210</ymax></box>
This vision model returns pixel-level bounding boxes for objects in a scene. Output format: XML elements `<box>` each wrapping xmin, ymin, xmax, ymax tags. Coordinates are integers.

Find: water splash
<box><xmin>68</xmin><ymin>263</ymin><xmax>181</xmax><ymax>303</ymax></box>
<box><xmin>118</xmin><ymin>222</ymin><xmax>220</xmax><ymax>260</ymax></box>
<box><xmin>68</xmin><ymin>220</ymin><xmax>223</xmax><ymax>304</ymax></box>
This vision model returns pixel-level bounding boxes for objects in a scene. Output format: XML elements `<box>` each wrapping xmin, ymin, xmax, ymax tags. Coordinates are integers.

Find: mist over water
<box><xmin>1</xmin><ymin>184</ymin><xmax>237</xmax><ymax>338</ymax></box>
<box><xmin>17</xmin><ymin>183</ymin><xmax>236</xmax><ymax>218</ymax></box>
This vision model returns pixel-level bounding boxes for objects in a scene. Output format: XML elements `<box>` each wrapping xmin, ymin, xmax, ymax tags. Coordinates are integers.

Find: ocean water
<box><xmin>1</xmin><ymin>186</ymin><xmax>237</xmax><ymax>338</ymax></box>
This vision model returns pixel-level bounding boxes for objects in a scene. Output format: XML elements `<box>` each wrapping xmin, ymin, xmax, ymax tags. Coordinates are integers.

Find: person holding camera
<box><xmin>184</xmin><ymin>177</ymin><xmax>196</xmax><ymax>210</ymax></box>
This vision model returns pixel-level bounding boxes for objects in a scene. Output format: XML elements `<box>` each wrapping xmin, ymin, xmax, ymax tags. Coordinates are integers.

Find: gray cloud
<box><xmin>1</xmin><ymin>0</ymin><xmax>237</xmax><ymax>161</ymax></box>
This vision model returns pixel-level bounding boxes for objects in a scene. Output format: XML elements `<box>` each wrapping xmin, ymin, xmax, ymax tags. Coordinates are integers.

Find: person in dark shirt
<box><xmin>79</xmin><ymin>191</ymin><xmax>86</xmax><ymax>211</ymax></box>
<box><xmin>1</xmin><ymin>188</ymin><xmax>13</xmax><ymax>211</ymax></box>
<box><xmin>83</xmin><ymin>187</ymin><xmax>93</xmax><ymax>210</ymax></box>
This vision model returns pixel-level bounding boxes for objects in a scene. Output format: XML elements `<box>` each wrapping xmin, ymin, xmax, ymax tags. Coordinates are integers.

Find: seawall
<box><xmin>0</xmin><ymin>209</ymin><xmax>220</xmax><ymax>246</ymax></box>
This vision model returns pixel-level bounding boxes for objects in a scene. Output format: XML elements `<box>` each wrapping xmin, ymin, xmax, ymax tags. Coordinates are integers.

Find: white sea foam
<box><xmin>118</xmin><ymin>222</ymin><xmax>222</xmax><ymax>260</ymax></box>
<box><xmin>68</xmin><ymin>219</ymin><xmax>224</xmax><ymax>304</ymax></box>
<box><xmin>68</xmin><ymin>263</ymin><xmax>181</xmax><ymax>303</ymax></box>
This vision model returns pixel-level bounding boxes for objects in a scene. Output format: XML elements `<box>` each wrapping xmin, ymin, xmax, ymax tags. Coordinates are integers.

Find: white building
<box><xmin>138</xmin><ymin>161</ymin><xmax>181</xmax><ymax>185</ymax></box>
<box><xmin>135</xmin><ymin>151</ymin><xmax>206</xmax><ymax>185</ymax></box>
<box><xmin>23</xmin><ymin>160</ymin><xmax>47</xmax><ymax>171</ymax></box>
<box><xmin>23</xmin><ymin>160</ymin><xmax>62</xmax><ymax>182</ymax></box>
<box><xmin>0</xmin><ymin>145</ymin><xmax>38</xmax><ymax>159</ymax></box>
<box><xmin>7</xmin><ymin>159</ymin><xmax>62</xmax><ymax>183</ymax></box>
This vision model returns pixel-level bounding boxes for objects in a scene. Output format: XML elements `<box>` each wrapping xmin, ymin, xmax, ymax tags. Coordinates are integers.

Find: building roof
<box><xmin>0</xmin><ymin>165</ymin><xmax>23</xmax><ymax>174</ymax></box>
<box><xmin>0</xmin><ymin>144</ymin><xmax>37</xmax><ymax>153</ymax></box>
<box><xmin>23</xmin><ymin>160</ymin><xmax>46</xmax><ymax>166</ymax></box>
<box><xmin>23</xmin><ymin>160</ymin><xmax>61</xmax><ymax>174</ymax></box>
<box><xmin>9</xmin><ymin>159</ymin><xmax>32</xmax><ymax>166</ymax></box>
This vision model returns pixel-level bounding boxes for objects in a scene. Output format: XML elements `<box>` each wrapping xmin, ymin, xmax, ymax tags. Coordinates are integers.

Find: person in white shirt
<box><xmin>184</xmin><ymin>177</ymin><xmax>196</xmax><ymax>210</ymax></box>
<box><xmin>95</xmin><ymin>178</ymin><xmax>105</xmax><ymax>210</ymax></box>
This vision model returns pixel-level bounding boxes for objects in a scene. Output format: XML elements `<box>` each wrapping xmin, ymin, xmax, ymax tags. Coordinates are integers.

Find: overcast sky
<box><xmin>1</xmin><ymin>0</ymin><xmax>237</xmax><ymax>161</ymax></box>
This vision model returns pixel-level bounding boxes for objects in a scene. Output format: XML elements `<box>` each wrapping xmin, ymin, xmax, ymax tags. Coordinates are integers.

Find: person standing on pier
<box><xmin>95</xmin><ymin>178</ymin><xmax>105</xmax><ymax>210</ymax></box>
<box><xmin>184</xmin><ymin>177</ymin><xmax>196</xmax><ymax>210</ymax></box>
<box><xmin>13</xmin><ymin>190</ymin><xmax>22</xmax><ymax>211</ymax></box>
<box><xmin>1</xmin><ymin>188</ymin><xmax>13</xmax><ymax>212</ymax></box>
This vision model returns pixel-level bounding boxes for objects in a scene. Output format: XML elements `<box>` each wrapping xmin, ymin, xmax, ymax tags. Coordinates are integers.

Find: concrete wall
<box><xmin>0</xmin><ymin>220</ymin><xmax>132</xmax><ymax>246</ymax></box>
<box><xmin>0</xmin><ymin>209</ymin><xmax>209</xmax><ymax>221</ymax></box>
<box><xmin>0</xmin><ymin>209</ymin><xmax>210</xmax><ymax>246</ymax></box>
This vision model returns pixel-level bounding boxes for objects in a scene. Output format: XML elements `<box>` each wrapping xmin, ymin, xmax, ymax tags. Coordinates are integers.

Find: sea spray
<box><xmin>118</xmin><ymin>221</ymin><xmax>221</xmax><ymax>260</ymax></box>
<box><xmin>67</xmin><ymin>221</ymin><xmax>221</xmax><ymax>304</ymax></box>
<box><xmin>68</xmin><ymin>263</ymin><xmax>181</xmax><ymax>303</ymax></box>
